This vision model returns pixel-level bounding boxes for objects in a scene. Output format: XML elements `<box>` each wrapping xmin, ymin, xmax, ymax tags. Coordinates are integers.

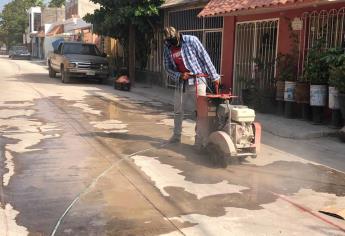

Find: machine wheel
<box><xmin>206</xmin><ymin>131</ymin><xmax>237</xmax><ymax>168</ymax></box>
<box><xmin>61</xmin><ymin>66</ymin><xmax>70</xmax><ymax>83</ymax></box>
<box><xmin>206</xmin><ymin>143</ymin><xmax>228</xmax><ymax>168</ymax></box>
<box><xmin>48</xmin><ymin>63</ymin><xmax>56</xmax><ymax>78</ymax></box>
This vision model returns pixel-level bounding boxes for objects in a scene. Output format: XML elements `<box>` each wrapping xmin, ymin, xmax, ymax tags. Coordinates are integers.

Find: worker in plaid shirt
<box><xmin>163</xmin><ymin>26</ymin><xmax>220</xmax><ymax>146</ymax></box>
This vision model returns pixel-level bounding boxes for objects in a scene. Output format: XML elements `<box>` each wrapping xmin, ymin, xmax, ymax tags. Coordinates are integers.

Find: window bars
<box><xmin>301</xmin><ymin>8</ymin><xmax>345</xmax><ymax>74</ymax></box>
<box><xmin>165</xmin><ymin>8</ymin><xmax>223</xmax><ymax>88</ymax></box>
<box><xmin>233</xmin><ymin>20</ymin><xmax>279</xmax><ymax>99</ymax></box>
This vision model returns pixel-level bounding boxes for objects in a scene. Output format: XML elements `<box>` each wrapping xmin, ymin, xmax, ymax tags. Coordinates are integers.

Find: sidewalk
<box><xmin>131</xmin><ymin>83</ymin><xmax>340</xmax><ymax>140</ymax></box>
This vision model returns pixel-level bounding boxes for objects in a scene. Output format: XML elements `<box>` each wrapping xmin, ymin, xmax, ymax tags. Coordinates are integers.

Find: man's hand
<box><xmin>213</xmin><ymin>79</ymin><xmax>220</xmax><ymax>94</ymax></box>
<box><xmin>180</xmin><ymin>72</ymin><xmax>191</xmax><ymax>81</ymax></box>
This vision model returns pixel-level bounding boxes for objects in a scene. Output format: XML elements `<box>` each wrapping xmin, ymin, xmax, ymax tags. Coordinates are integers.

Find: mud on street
<box><xmin>0</xmin><ymin>57</ymin><xmax>345</xmax><ymax>235</ymax></box>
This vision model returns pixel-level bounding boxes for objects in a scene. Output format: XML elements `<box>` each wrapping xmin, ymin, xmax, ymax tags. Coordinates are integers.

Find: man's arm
<box><xmin>163</xmin><ymin>46</ymin><xmax>180</xmax><ymax>81</ymax></box>
<box><xmin>192</xmin><ymin>37</ymin><xmax>220</xmax><ymax>81</ymax></box>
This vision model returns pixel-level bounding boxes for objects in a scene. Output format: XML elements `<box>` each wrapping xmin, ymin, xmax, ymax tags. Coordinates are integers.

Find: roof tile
<box><xmin>199</xmin><ymin>0</ymin><xmax>309</xmax><ymax>17</ymax></box>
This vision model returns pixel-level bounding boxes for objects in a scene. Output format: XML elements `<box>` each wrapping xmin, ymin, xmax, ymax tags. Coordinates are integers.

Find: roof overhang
<box><xmin>160</xmin><ymin>0</ymin><xmax>208</xmax><ymax>9</ymax></box>
<box><xmin>199</xmin><ymin>0</ymin><xmax>345</xmax><ymax>17</ymax></box>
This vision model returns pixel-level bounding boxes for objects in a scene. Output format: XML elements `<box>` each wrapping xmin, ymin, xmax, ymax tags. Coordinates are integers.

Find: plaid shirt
<box><xmin>163</xmin><ymin>34</ymin><xmax>220</xmax><ymax>83</ymax></box>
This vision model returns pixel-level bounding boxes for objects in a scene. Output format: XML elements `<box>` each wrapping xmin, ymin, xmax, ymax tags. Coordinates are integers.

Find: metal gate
<box><xmin>165</xmin><ymin>8</ymin><xmax>223</xmax><ymax>87</ymax></box>
<box><xmin>301</xmin><ymin>8</ymin><xmax>345</xmax><ymax>74</ymax></box>
<box><xmin>233</xmin><ymin>20</ymin><xmax>279</xmax><ymax>98</ymax></box>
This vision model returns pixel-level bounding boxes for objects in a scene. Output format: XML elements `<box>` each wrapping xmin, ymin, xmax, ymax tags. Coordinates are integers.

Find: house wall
<box><xmin>78</xmin><ymin>0</ymin><xmax>99</xmax><ymax>19</ymax></box>
<box><xmin>222</xmin><ymin>2</ymin><xmax>345</xmax><ymax>90</ymax></box>
<box><xmin>65</xmin><ymin>0</ymin><xmax>98</xmax><ymax>19</ymax></box>
<box><xmin>42</xmin><ymin>7</ymin><xmax>65</xmax><ymax>25</ymax></box>
<box><xmin>65</xmin><ymin>0</ymin><xmax>78</xmax><ymax>19</ymax></box>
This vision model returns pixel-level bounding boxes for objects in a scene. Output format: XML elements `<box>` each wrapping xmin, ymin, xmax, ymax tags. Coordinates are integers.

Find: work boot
<box><xmin>168</xmin><ymin>134</ymin><xmax>181</xmax><ymax>143</ymax></box>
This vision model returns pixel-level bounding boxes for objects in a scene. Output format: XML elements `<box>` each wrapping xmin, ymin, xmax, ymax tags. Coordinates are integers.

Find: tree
<box><xmin>84</xmin><ymin>0</ymin><xmax>164</xmax><ymax>84</ymax></box>
<box><xmin>0</xmin><ymin>0</ymin><xmax>43</xmax><ymax>48</ymax></box>
<box><xmin>48</xmin><ymin>0</ymin><xmax>65</xmax><ymax>7</ymax></box>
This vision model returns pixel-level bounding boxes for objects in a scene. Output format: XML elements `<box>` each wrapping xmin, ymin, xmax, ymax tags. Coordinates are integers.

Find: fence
<box><xmin>301</xmin><ymin>7</ymin><xmax>345</xmax><ymax>74</ymax></box>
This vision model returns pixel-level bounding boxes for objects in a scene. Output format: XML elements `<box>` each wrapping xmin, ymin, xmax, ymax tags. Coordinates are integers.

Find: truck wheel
<box><xmin>61</xmin><ymin>67</ymin><xmax>70</xmax><ymax>83</ymax></box>
<box><xmin>48</xmin><ymin>63</ymin><xmax>56</xmax><ymax>78</ymax></box>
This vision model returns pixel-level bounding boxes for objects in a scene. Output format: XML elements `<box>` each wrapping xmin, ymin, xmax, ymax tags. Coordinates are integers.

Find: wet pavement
<box><xmin>0</xmin><ymin>56</ymin><xmax>345</xmax><ymax>235</ymax></box>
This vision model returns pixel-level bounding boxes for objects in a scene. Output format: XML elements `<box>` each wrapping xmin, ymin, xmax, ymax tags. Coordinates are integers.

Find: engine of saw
<box><xmin>217</xmin><ymin>104</ymin><xmax>255</xmax><ymax>148</ymax></box>
<box><xmin>197</xmin><ymin>95</ymin><xmax>261</xmax><ymax>164</ymax></box>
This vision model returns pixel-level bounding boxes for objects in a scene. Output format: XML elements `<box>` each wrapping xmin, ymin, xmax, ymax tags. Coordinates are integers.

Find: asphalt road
<box><xmin>0</xmin><ymin>56</ymin><xmax>345</xmax><ymax>236</ymax></box>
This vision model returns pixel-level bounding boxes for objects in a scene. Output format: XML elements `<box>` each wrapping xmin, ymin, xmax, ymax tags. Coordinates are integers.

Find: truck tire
<box><xmin>61</xmin><ymin>66</ymin><xmax>70</xmax><ymax>83</ymax></box>
<box><xmin>48</xmin><ymin>63</ymin><xmax>56</xmax><ymax>78</ymax></box>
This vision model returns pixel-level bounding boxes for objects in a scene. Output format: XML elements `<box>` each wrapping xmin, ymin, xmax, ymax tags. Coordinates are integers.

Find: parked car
<box><xmin>9</xmin><ymin>46</ymin><xmax>31</xmax><ymax>60</ymax></box>
<box><xmin>47</xmin><ymin>42</ymin><xmax>109</xmax><ymax>83</ymax></box>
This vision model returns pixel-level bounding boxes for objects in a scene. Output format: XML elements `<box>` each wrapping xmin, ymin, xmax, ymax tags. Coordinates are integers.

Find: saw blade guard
<box><xmin>207</xmin><ymin>131</ymin><xmax>237</xmax><ymax>156</ymax></box>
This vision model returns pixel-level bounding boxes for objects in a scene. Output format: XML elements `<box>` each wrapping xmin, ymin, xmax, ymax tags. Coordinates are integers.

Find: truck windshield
<box><xmin>63</xmin><ymin>44</ymin><xmax>101</xmax><ymax>56</ymax></box>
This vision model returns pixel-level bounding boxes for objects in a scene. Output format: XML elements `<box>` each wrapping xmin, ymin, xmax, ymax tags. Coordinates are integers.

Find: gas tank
<box><xmin>231</xmin><ymin>107</ymin><xmax>255</xmax><ymax>123</ymax></box>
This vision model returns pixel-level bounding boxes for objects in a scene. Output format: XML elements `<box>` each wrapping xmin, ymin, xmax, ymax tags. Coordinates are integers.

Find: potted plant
<box><xmin>276</xmin><ymin>53</ymin><xmax>298</xmax><ymax>118</ymax></box>
<box><xmin>304</xmin><ymin>39</ymin><xmax>329</xmax><ymax>124</ymax></box>
<box><xmin>329</xmin><ymin>52</ymin><xmax>345</xmax><ymax>126</ymax></box>
<box><xmin>275</xmin><ymin>23</ymin><xmax>300</xmax><ymax>118</ymax></box>
<box><xmin>295</xmin><ymin>75</ymin><xmax>311</xmax><ymax>120</ymax></box>
<box><xmin>324</xmin><ymin>48</ymin><xmax>345</xmax><ymax>128</ymax></box>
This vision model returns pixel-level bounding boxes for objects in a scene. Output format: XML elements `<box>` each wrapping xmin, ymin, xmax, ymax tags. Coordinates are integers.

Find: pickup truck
<box><xmin>48</xmin><ymin>42</ymin><xmax>109</xmax><ymax>83</ymax></box>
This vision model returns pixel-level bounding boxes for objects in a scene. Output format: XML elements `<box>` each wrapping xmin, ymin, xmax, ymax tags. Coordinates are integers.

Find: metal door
<box><xmin>233</xmin><ymin>20</ymin><xmax>278</xmax><ymax>98</ymax></box>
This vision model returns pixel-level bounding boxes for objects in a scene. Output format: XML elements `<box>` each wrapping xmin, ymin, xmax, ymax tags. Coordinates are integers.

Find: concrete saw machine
<box><xmin>196</xmin><ymin>80</ymin><xmax>261</xmax><ymax>167</ymax></box>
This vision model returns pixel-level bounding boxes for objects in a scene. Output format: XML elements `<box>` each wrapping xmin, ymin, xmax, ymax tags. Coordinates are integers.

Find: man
<box><xmin>163</xmin><ymin>26</ymin><xmax>220</xmax><ymax>146</ymax></box>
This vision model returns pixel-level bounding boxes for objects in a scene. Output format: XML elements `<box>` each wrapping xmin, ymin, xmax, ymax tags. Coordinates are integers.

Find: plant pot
<box><xmin>310</xmin><ymin>84</ymin><xmax>328</xmax><ymax>124</ymax></box>
<box><xmin>284</xmin><ymin>81</ymin><xmax>296</xmax><ymax>118</ymax></box>
<box><xmin>276</xmin><ymin>100</ymin><xmax>284</xmax><ymax>116</ymax></box>
<box><xmin>339</xmin><ymin>93</ymin><xmax>345</xmax><ymax>122</ymax></box>
<box><xmin>296</xmin><ymin>82</ymin><xmax>310</xmax><ymax>120</ymax></box>
<box><xmin>300</xmin><ymin>103</ymin><xmax>311</xmax><ymax>120</ymax></box>
<box><xmin>284</xmin><ymin>81</ymin><xmax>296</xmax><ymax>102</ymax></box>
<box><xmin>296</xmin><ymin>82</ymin><xmax>310</xmax><ymax>104</ymax></box>
<box><xmin>276</xmin><ymin>80</ymin><xmax>285</xmax><ymax>101</ymax></box>
<box><xmin>259</xmin><ymin>93</ymin><xmax>276</xmax><ymax>114</ymax></box>
<box><xmin>328</xmin><ymin>87</ymin><xmax>342</xmax><ymax>127</ymax></box>
<box><xmin>329</xmin><ymin>86</ymin><xmax>340</xmax><ymax>109</ymax></box>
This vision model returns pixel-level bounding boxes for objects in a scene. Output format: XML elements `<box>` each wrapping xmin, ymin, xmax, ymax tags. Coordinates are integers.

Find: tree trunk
<box><xmin>128</xmin><ymin>24</ymin><xmax>136</xmax><ymax>87</ymax></box>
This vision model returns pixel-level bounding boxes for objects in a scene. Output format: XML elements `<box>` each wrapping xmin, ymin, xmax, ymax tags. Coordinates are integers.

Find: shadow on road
<box><xmin>14</xmin><ymin>72</ymin><xmax>107</xmax><ymax>85</ymax></box>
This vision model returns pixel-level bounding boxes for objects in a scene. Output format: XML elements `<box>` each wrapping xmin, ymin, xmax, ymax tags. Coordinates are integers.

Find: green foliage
<box><xmin>276</xmin><ymin>19</ymin><xmax>299</xmax><ymax>82</ymax></box>
<box><xmin>276</xmin><ymin>53</ymin><xmax>298</xmax><ymax>81</ymax></box>
<box><xmin>48</xmin><ymin>0</ymin><xmax>65</xmax><ymax>7</ymax></box>
<box><xmin>303</xmin><ymin>39</ymin><xmax>329</xmax><ymax>84</ymax></box>
<box><xmin>84</xmin><ymin>0</ymin><xmax>164</xmax><ymax>69</ymax></box>
<box><xmin>0</xmin><ymin>0</ymin><xmax>43</xmax><ymax>47</ymax></box>
<box><xmin>328</xmin><ymin>52</ymin><xmax>345</xmax><ymax>93</ymax></box>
